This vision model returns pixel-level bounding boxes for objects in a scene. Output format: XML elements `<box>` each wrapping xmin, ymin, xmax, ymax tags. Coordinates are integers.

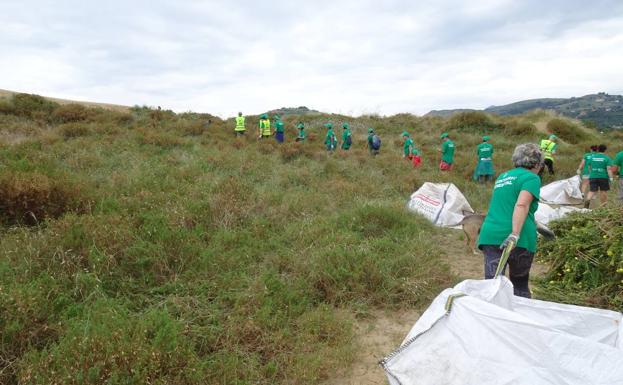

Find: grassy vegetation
<box><xmin>0</xmin><ymin>93</ymin><xmax>621</xmax><ymax>384</ymax></box>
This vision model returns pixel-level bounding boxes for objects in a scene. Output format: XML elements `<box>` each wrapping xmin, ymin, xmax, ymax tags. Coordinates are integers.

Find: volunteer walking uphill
<box><xmin>258</xmin><ymin>114</ymin><xmax>271</xmax><ymax>139</ymax></box>
<box><xmin>439</xmin><ymin>133</ymin><xmax>455</xmax><ymax>171</ymax></box>
<box><xmin>539</xmin><ymin>134</ymin><xmax>558</xmax><ymax>177</ymax></box>
<box><xmin>584</xmin><ymin>144</ymin><xmax>614</xmax><ymax>208</ymax></box>
<box><xmin>274</xmin><ymin>115</ymin><xmax>285</xmax><ymax>143</ymax></box>
<box><xmin>402</xmin><ymin>131</ymin><xmax>421</xmax><ymax>167</ymax></box>
<box><xmin>324</xmin><ymin>123</ymin><xmax>337</xmax><ymax>152</ymax></box>
<box><xmin>473</xmin><ymin>136</ymin><xmax>495</xmax><ymax>183</ymax></box>
<box><xmin>234</xmin><ymin>112</ymin><xmax>246</xmax><ymax>136</ymax></box>
<box><xmin>341</xmin><ymin>123</ymin><xmax>352</xmax><ymax>150</ymax></box>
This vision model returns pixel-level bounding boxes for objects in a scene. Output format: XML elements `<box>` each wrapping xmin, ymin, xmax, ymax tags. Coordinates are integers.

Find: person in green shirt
<box><xmin>584</xmin><ymin>144</ymin><xmax>614</xmax><ymax>208</ymax></box>
<box><xmin>367</xmin><ymin>128</ymin><xmax>381</xmax><ymax>156</ymax></box>
<box><xmin>295</xmin><ymin>123</ymin><xmax>306</xmax><ymax>142</ymax></box>
<box><xmin>402</xmin><ymin>131</ymin><xmax>421</xmax><ymax>167</ymax></box>
<box><xmin>473</xmin><ymin>136</ymin><xmax>495</xmax><ymax>183</ymax></box>
<box><xmin>438</xmin><ymin>132</ymin><xmax>455</xmax><ymax>171</ymax></box>
<box><xmin>477</xmin><ymin>143</ymin><xmax>543</xmax><ymax>298</ymax></box>
<box><xmin>274</xmin><ymin>114</ymin><xmax>285</xmax><ymax>143</ymax></box>
<box><xmin>613</xmin><ymin>149</ymin><xmax>623</xmax><ymax>202</ymax></box>
<box><xmin>341</xmin><ymin>123</ymin><xmax>352</xmax><ymax>150</ymax></box>
<box><xmin>576</xmin><ymin>145</ymin><xmax>597</xmax><ymax>197</ymax></box>
<box><xmin>324</xmin><ymin>123</ymin><xmax>337</xmax><ymax>152</ymax></box>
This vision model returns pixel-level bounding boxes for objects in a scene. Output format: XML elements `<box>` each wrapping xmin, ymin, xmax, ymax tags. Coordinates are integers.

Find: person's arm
<box><xmin>577</xmin><ymin>159</ymin><xmax>585</xmax><ymax>175</ymax></box>
<box><xmin>511</xmin><ymin>190</ymin><xmax>534</xmax><ymax>237</ymax></box>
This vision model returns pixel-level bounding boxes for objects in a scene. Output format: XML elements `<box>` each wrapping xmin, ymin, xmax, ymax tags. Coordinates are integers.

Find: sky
<box><xmin>1</xmin><ymin>0</ymin><xmax>623</xmax><ymax>118</ymax></box>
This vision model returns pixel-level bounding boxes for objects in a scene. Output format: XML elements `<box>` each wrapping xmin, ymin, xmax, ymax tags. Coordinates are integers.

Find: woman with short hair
<box><xmin>477</xmin><ymin>143</ymin><xmax>543</xmax><ymax>298</ymax></box>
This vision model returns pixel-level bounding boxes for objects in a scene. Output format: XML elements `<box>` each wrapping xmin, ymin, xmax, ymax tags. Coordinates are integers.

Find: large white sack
<box><xmin>406</xmin><ymin>183</ymin><xmax>474</xmax><ymax>227</ymax></box>
<box><xmin>540</xmin><ymin>175</ymin><xmax>583</xmax><ymax>205</ymax></box>
<box><xmin>535</xmin><ymin>203</ymin><xmax>589</xmax><ymax>225</ymax></box>
<box><xmin>382</xmin><ymin>277</ymin><xmax>623</xmax><ymax>385</ymax></box>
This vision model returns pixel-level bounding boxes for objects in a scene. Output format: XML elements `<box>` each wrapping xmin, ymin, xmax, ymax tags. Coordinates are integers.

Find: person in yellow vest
<box><xmin>234</xmin><ymin>112</ymin><xmax>246</xmax><ymax>136</ymax></box>
<box><xmin>538</xmin><ymin>134</ymin><xmax>558</xmax><ymax>178</ymax></box>
<box><xmin>258</xmin><ymin>114</ymin><xmax>271</xmax><ymax>139</ymax></box>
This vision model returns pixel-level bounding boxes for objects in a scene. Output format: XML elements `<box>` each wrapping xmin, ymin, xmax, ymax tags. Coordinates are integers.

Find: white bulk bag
<box><xmin>407</xmin><ymin>183</ymin><xmax>474</xmax><ymax>228</ymax></box>
<box><xmin>535</xmin><ymin>203</ymin><xmax>589</xmax><ymax>225</ymax></box>
<box><xmin>382</xmin><ymin>277</ymin><xmax>623</xmax><ymax>385</ymax></box>
<box><xmin>540</xmin><ymin>175</ymin><xmax>584</xmax><ymax>205</ymax></box>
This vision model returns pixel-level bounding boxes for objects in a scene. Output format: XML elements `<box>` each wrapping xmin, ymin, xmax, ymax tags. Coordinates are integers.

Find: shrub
<box><xmin>58</xmin><ymin>123</ymin><xmax>91</xmax><ymax>139</ymax></box>
<box><xmin>546</xmin><ymin>118</ymin><xmax>590</xmax><ymax>144</ymax></box>
<box><xmin>505</xmin><ymin>120</ymin><xmax>537</xmax><ymax>136</ymax></box>
<box><xmin>447</xmin><ymin>111</ymin><xmax>497</xmax><ymax>131</ymax></box>
<box><xmin>136</xmin><ymin>128</ymin><xmax>184</xmax><ymax>148</ymax></box>
<box><xmin>10</xmin><ymin>93</ymin><xmax>59</xmax><ymax>119</ymax></box>
<box><xmin>0</xmin><ymin>171</ymin><xmax>91</xmax><ymax>225</ymax></box>
<box><xmin>52</xmin><ymin>104</ymin><xmax>95</xmax><ymax>123</ymax></box>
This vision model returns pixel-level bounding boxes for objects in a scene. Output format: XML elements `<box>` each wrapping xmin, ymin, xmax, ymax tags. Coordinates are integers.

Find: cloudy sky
<box><xmin>2</xmin><ymin>0</ymin><xmax>623</xmax><ymax>117</ymax></box>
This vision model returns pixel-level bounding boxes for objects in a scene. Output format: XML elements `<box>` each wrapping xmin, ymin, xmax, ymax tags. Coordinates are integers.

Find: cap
<box><xmin>549</xmin><ymin>134</ymin><xmax>557</xmax><ymax>140</ymax></box>
<box><xmin>402</xmin><ymin>131</ymin><xmax>410</xmax><ymax>137</ymax></box>
<box><xmin>260</xmin><ymin>113</ymin><xmax>267</xmax><ymax>119</ymax></box>
<box><xmin>368</xmin><ymin>128</ymin><xmax>374</xmax><ymax>133</ymax></box>
<box><xmin>297</xmin><ymin>123</ymin><xmax>304</xmax><ymax>129</ymax></box>
<box><xmin>482</xmin><ymin>135</ymin><xmax>490</xmax><ymax>141</ymax></box>
<box><xmin>324</xmin><ymin>123</ymin><xmax>333</xmax><ymax>129</ymax></box>
<box><xmin>440</xmin><ymin>132</ymin><xmax>449</xmax><ymax>139</ymax></box>
<box><xmin>342</xmin><ymin>123</ymin><xmax>349</xmax><ymax>129</ymax></box>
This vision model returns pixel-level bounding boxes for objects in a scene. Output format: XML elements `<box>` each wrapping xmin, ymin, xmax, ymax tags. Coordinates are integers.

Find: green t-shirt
<box><xmin>325</xmin><ymin>129</ymin><xmax>336</xmax><ymax>145</ymax></box>
<box><xmin>404</xmin><ymin>138</ymin><xmax>414</xmax><ymax>156</ymax></box>
<box><xmin>614</xmin><ymin>151</ymin><xmax>623</xmax><ymax>177</ymax></box>
<box><xmin>477</xmin><ymin>143</ymin><xmax>493</xmax><ymax>159</ymax></box>
<box><xmin>588</xmin><ymin>153</ymin><xmax>612</xmax><ymax>179</ymax></box>
<box><xmin>582</xmin><ymin>152</ymin><xmax>594</xmax><ymax>175</ymax></box>
<box><xmin>477</xmin><ymin>168</ymin><xmax>541</xmax><ymax>252</ymax></box>
<box><xmin>441</xmin><ymin>140</ymin><xmax>455</xmax><ymax>163</ymax></box>
<box><xmin>275</xmin><ymin>121</ymin><xmax>284</xmax><ymax>133</ymax></box>
<box><xmin>341</xmin><ymin>129</ymin><xmax>352</xmax><ymax>149</ymax></box>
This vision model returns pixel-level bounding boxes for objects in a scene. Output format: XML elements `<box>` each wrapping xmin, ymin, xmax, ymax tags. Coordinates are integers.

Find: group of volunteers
<box><xmin>234</xmin><ymin>112</ymin><xmax>385</xmax><ymax>155</ymax></box>
<box><xmin>576</xmin><ymin>144</ymin><xmax>623</xmax><ymax>207</ymax></box>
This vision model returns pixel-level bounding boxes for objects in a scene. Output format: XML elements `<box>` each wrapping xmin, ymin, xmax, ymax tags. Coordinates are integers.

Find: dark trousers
<box><xmin>538</xmin><ymin>159</ymin><xmax>554</xmax><ymax>177</ymax></box>
<box><xmin>482</xmin><ymin>245</ymin><xmax>534</xmax><ymax>298</ymax></box>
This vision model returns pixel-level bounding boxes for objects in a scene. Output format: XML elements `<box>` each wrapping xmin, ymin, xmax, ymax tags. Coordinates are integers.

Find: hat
<box><xmin>342</xmin><ymin>123</ymin><xmax>349</xmax><ymax>129</ymax></box>
<box><xmin>549</xmin><ymin>134</ymin><xmax>557</xmax><ymax>140</ymax></box>
<box><xmin>260</xmin><ymin>113</ymin><xmax>267</xmax><ymax>119</ymax></box>
<box><xmin>368</xmin><ymin>128</ymin><xmax>374</xmax><ymax>133</ymax></box>
<box><xmin>440</xmin><ymin>132</ymin><xmax>449</xmax><ymax>139</ymax></box>
<box><xmin>482</xmin><ymin>135</ymin><xmax>490</xmax><ymax>141</ymax></box>
<box><xmin>401</xmin><ymin>131</ymin><xmax>410</xmax><ymax>137</ymax></box>
<box><xmin>324</xmin><ymin>123</ymin><xmax>333</xmax><ymax>129</ymax></box>
<box><xmin>297</xmin><ymin>123</ymin><xmax>304</xmax><ymax>129</ymax></box>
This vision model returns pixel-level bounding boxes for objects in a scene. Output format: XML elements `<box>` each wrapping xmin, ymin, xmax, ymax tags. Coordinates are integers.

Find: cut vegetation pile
<box><xmin>536</xmin><ymin>206</ymin><xmax>623</xmax><ymax>311</ymax></box>
<box><xmin>0</xmin><ymin>92</ymin><xmax>620</xmax><ymax>385</ymax></box>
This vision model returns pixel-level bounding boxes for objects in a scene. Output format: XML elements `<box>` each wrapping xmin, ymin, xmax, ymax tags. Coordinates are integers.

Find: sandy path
<box><xmin>324</xmin><ymin>229</ymin><xmax>548</xmax><ymax>385</ymax></box>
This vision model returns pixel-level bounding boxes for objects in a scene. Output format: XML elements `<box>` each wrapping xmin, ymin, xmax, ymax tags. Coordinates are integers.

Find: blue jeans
<box><xmin>481</xmin><ymin>245</ymin><xmax>534</xmax><ymax>298</ymax></box>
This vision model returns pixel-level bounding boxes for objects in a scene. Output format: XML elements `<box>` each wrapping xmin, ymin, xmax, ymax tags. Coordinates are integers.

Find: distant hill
<box><xmin>268</xmin><ymin>106</ymin><xmax>321</xmax><ymax>116</ymax></box>
<box><xmin>426</xmin><ymin>93</ymin><xmax>623</xmax><ymax>129</ymax></box>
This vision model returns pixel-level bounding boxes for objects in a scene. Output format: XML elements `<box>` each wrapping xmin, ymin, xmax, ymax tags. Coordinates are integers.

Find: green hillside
<box><xmin>427</xmin><ymin>93</ymin><xmax>623</xmax><ymax>129</ymax></box>
<box><xmin>0</xmin><ymin>94</ymin><xmax>621</xmax><ymax>385</ymax></box>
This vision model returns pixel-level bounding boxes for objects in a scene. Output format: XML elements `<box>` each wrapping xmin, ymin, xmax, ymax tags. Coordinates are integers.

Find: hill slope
<box><xmin>427</xmin><ymin>93</ymin><xmax>623</xmax><ymax>129</ymax></box>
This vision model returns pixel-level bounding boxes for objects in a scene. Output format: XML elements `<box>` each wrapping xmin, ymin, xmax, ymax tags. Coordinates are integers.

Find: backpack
<box><xmin>345</xmin><ymin>134</ymin><xmax>352</xmax><ymax>146</ymax></box>
<box><xmin>372</xmin><ymin>135</ymin><xmax>381</xmax><ymax>150</ymax></box>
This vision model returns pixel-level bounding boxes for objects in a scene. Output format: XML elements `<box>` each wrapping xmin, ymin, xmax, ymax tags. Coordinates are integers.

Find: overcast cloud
<box><xmin>1</xmin><ymin>0</ymin><xmax>623</xmax><ymax>117</ymax></box>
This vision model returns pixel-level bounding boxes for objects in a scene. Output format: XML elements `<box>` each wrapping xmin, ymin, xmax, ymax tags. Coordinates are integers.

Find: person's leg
<box><xmin>508</xmin><ymin>248</ymin><xmax>534</xmax><ymax>298</ymax></box>
<box><xmin>581</xmin><ymin>178</ymin><xmax>589</xmax><ymax>197</ymax></box>
<box><xmin>585</xmin><ymin>180</ymin><xmax>598</xmax><ymax>208</ymax></box>
<box><xmin>482</xmin><ymin>245</ymin><xmax>504</xmax><ymax>279</ymax></box>
<box><xmin>548</xmin><ymin>159</ymin><xmax>555</xmax><ymax>175</ymax></box>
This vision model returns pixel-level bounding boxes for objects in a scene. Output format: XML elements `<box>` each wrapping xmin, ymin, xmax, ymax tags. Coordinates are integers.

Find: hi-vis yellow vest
<box><xmin>235</xmin><ymin>116</ymin><xmax>245</xmax><ymax>131</ymax></box>
<box><xmin>540</xmin><ymin>139</ymin><xmax>556</xmax><ymax>161</ymax></box>
<box><xmin>259</xmin><ymin>119</ymin><xmax>271</xmax><ymax>136</ymax></box>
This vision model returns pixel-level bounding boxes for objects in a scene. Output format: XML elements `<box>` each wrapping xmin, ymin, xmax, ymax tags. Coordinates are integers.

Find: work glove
<box><xmin>610</xmin><ymin>177</ymin><xmax>614</xmax><ymax>183</ymax></box>
<box><xmin>500</xmin><ymin>233</ymin><xmax>519</xmax><ymax>250</ymax></box>
<box><xmin>576</xmin><ymin>169</ymin><xmax>581</xmax><ymax>175</ymax></box>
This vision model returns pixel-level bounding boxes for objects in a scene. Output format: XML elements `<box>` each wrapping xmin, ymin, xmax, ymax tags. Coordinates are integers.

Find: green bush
<box><xmin>58</xmin><ymin>122</ymin><xmax>91</xmax><ymax>139</ymax></box>
<box><xmin>446</xmin><ymin>111</ymin><xmax>498</xmax><ymax>131</ymax></box>
<box><xmin>10</xmin><ymin>93</ymin><xmax>59</xmax><ymax>119</ymax></box>
<box><xmin>505</xmin><ymin>120</ymin><xmax>537</xmax><ymax>136</ymax></box>
<box><xmin>546</xmin><ymin>118</ymin><xmax>590</xmax><ymax>144</ymax></box>
<box><xmin>52</xmin><ymin>103</ymin><xmax>95</xmax><ymax>123</ymax></box>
